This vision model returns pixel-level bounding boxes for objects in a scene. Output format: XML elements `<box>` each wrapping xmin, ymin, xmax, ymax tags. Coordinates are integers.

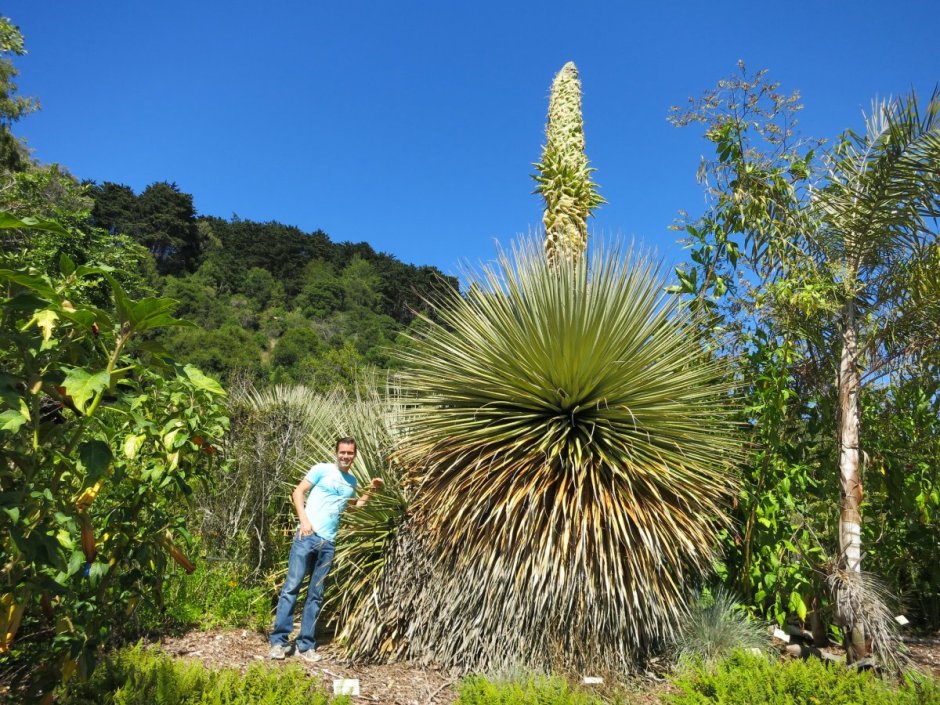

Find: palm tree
<box><xmin>349</xmin><ymin>240</ymin><xmax>741</xmax><ymax>672</ymax></box>
<box><xmin>811</xmin><ymin>90</ymin><xmax>940</xmax><ymax>661</ymax></box>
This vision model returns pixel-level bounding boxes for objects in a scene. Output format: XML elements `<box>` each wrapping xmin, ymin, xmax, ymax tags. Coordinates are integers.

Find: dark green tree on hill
<box><xmin>0</xmin><ymin>16</ymin><xmax>38</xmax><ymax>172</ymax></box>
<box><xmin>90</xmin><ymin>181</ymin><xmax>200</xmax><ymax>274</ymax></box>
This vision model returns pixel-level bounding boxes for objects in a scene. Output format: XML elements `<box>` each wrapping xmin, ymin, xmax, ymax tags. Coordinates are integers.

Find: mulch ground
<box><xmin>150</xmin><ymin>628</ymin><xmax>674</xmax><ymax>704</ymax></box>
<box><xmin>150</xmin><ymin>628</ymin><xmax>940</xmax><ymax>705</ymax></box>
<box><xmin>905</xmin><ymin>639</ymin><xmax>940</xmax><ymax>677</ymax></box>
<box><xmin>154</xmin><ymin>628</ymin><xmax>458</xmax><ymax>705</ymax></box>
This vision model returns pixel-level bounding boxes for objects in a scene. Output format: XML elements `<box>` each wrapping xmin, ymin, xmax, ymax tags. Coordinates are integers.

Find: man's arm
<box><xmin>292</xmin><ymin>479</ymin><xmax>314</xmax><ymax>535</ymax></box>
<box><xmin>348</xmin><ymin>477</ymin><xmax>384</xmax><ymax>511</ymax></box>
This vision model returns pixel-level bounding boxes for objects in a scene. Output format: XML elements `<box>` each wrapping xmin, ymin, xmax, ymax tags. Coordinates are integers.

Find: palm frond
<box><xmin>827</xmin><ymin>565</ymin><xmax>913</xmax><ymax>674</ymax></box>
<box><xmin>814</xmin><ymin>89</ymin><xmax>940</xmax><ymax>276</ymax></box>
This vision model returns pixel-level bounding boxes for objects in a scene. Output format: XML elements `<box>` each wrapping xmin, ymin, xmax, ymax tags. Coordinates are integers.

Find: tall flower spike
<box><xmin>534</xmin><ymin>62</ymin><xmax>604</xmax><ymax>265</ymax></box>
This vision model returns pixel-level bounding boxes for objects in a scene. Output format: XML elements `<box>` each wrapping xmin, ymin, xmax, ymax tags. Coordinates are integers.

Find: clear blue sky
<box><xmin>6</xmin><ymin>1</ymin><xmax>939</xmax><ymax>278</ymax></box>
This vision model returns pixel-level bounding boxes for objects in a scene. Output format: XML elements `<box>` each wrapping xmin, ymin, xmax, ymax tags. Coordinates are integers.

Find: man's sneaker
<box><xmin>268</xmin><ymin>644</ymin><xmax>291</xmax><ymax>660</ymax></box>
<box><xmin>297</xmin><ymin>649</ymin><xmax>322</xmax><ymax>663</ymax></box>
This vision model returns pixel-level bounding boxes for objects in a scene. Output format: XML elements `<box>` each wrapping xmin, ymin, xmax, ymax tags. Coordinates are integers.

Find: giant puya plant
<box><xmin>347</xmin><ymin>64</ymin><xmax>740</xmax><ymax>673</ymax></box>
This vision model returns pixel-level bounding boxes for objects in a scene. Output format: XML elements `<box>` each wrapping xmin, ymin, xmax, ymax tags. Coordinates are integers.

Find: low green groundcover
<box><xmin>457</xmin><ymin>674</ymin><xmax>607</xmax><ymax>705</ymax></box>
<box><xmin>667</xmin><ymin>651</ymin><xmax>940</xmax><ymax>705</ymax></box>
<box><xmin>60</xmin><ymin>646</ymin><xmax>344</xmax><ymax>705</ymax></box>
<box><xmin>58</xmin><ymin>647</ymin><xmax>940</xmax><ymax>705</ymax></box>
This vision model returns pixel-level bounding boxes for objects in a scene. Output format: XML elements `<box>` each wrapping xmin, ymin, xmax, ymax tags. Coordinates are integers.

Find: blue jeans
<box><xmin>270</xmin><ymin>530</ymin><xmax>335</xmax><ymax>652</ymax></box>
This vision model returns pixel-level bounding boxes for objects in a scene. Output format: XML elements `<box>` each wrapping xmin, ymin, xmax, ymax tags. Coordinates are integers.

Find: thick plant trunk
<box><xmin>838</xmin><ymin>301</ymin><xmax>866</xmax><ymax>663</ymax></box>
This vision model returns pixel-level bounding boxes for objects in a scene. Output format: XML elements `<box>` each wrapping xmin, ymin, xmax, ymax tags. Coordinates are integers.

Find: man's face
<box><xmin>336</xmin><ymin>442</ymin><xmax>357</xmax><ymax>470</ymax></box>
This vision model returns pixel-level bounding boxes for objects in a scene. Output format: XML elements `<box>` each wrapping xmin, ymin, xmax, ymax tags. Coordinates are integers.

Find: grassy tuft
<box><xmin>673</xmin><ymin>588</ymin><xmax>770</xmax><ymax>667</ymax></box>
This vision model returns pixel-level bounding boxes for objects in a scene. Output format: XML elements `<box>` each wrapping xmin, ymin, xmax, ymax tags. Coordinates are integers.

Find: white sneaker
<box><xmin>268</xmin><ymin>644</ymin><xmax>291</xmax><ymax>660</ymax></box>
<box><xmin>297</xmin><ymin>649</ymin><xmax>322</xmax><ymax>663</ymax></box>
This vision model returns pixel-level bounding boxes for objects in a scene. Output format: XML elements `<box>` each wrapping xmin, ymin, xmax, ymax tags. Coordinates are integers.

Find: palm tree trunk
<box><xmin>838</xmin><ymin>299</ymin><xmax>866</xmax><ymax>662</ymax></box>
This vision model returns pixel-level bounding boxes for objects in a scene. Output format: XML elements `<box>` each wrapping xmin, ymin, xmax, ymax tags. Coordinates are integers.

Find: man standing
<box><xmin>268</xmin><ymin>436</ymin><xmax>383</xmax><ymax>661</ymax></box>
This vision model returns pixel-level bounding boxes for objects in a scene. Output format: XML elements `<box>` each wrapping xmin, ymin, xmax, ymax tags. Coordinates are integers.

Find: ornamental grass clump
<box><xmin>673</xmin><ymin>588</ymin><xmax>770</xmax><ymax>668</ymax></box>
<box><xmin>349</xmin><ymin>239</ymin><xmax>741</xmax><ymax>672</ymax></box>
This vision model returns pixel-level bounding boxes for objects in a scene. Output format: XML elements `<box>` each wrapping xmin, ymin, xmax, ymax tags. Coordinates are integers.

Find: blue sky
<box><xmin>6</xmin><ymin>1</ymin><xmax>939</xmax><ymax>278</ymax></box>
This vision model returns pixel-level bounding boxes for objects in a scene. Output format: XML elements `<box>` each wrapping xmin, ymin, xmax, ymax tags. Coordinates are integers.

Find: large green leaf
<box><xmin>0</xmin><ymin>211</ymin><xmax>70</xmax><ymax>236</ymax></box>
<box><xmin>103</xmin><ymin>273</ymin><xmax>132</xmax><ymax>325</ymax></box>
<box><xmin>129</xmin><ymin>297</ymin><xmax>193</xmax><ymax>333</ymax></box>
<box><xmin>58</xmin><ymin>252</ymin><xmax>76</xmax><ymax>277</ymax></box>
<box><xmin>0</xmin><ymin>269</ymin><xmax>56</xmax><ymax>298</ymax></box>
<box><xmin>79</xmin><ymin>440</ymin><xmax>112</xmax><ymax>479</ymax></box>
<box><xmin>0</xmin><ymin>409</ymin><xmax>27</xmax><ymax>433</ymax></box>
<box><xmin>61</xmin><ymin>368</ymin><xmax>111</xmax><ymax>413</ymax></box>
<box><xmin>182</xmin><ymin>365</ymin><xmax>225</xmax><ymax>396</ymax></box>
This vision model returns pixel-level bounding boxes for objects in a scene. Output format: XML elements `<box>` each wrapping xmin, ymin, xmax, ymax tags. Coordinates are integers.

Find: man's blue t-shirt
<box><xmin>302</xmin><ymin>462</ymin><xmax>357</xmax><ymax>542</ymax></box>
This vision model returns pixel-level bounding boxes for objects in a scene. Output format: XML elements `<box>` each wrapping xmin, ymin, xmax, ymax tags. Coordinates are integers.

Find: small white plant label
<box><xmin>895</xmin><ymin>615</ymin><xmax>909</xmax><ymax>625</ymax></box>
<box><xmin>583</xmin><ymin>676</ymin><xmax>604</xmax><ymax>685</ymax></box>
<box><xmin>333</xmin><ymin>678</ymin><xmax>360</xmax><ymax>696</ymax></box>
<box><xmin>772</xmin><ymin>628</ymin><xmax>791</xmax><ymax>643</ymax></box>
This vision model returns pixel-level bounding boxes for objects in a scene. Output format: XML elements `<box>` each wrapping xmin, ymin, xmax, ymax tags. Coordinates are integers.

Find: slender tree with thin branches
<box><xmin>811</xmin><ymin>91</ymin><xmax>940</xmax><ymax>659</ymax></box>
<box><xmin>671</xmin><ymin>72</ymin><xmax>940</xmax><ymax>662</ymax></box>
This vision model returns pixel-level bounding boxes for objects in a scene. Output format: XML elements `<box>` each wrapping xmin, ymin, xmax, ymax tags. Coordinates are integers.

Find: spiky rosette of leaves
<box><xmin>349</xmin><ymin>239</ymin><xmax>741</xmax><ymax>673</ymax></box>
<box><xmin>673</xmin><ymin>588</ymin><xmax>770</xmax><ymax>667</ymax></box>
<box><xmin>534</xmin><ymin>61</ymin><xmax>604</xmax><ymax>264</ymax></box>
<box><xmin>292</xmin><ymin>381</ymin><xmax>408</xmax><ymax>641</ymax></box>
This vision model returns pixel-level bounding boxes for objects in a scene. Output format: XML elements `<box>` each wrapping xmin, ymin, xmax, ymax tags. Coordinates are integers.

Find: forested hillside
<box><xmin>7</xmin><ymin>171</ymin><xmax>457</xmax><ymax>389</ymax></box>
<box><xmin>85</xmin><ymin>181</ymin><xmax>458</xmax><ymax>387</ymax></box>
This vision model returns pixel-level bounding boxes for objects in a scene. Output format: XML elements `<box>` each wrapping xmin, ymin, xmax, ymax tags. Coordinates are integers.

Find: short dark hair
<box><xmin>335</xmin><ymin>436</ymin><xmax>357</xmax><ymax>452</ymax></box>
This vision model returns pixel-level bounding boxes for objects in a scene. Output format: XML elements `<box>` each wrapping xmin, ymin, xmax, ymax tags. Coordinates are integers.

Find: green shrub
<box><xmin>171</xmin><ymin>560</ymin><xmax>271</xmax><ymax>631</ymax></box>
<box><xmin>61</xmin><ymin>645</ymin><xmax>345</xmax><ymax>705</ymax></box>
<box><xmin>133</xmin><ymin>557</ymin><xmax>271</xmax><ymax>633</ymax></box>
<box><xmin>456</xmin><ymin>675</ymin><xmax>607</xmax><ymax>705</ymax></box>
<box><xmin>667</xmin><ymin>651</ymin><xmax>940</xmax><ymax>704</ymax></box>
